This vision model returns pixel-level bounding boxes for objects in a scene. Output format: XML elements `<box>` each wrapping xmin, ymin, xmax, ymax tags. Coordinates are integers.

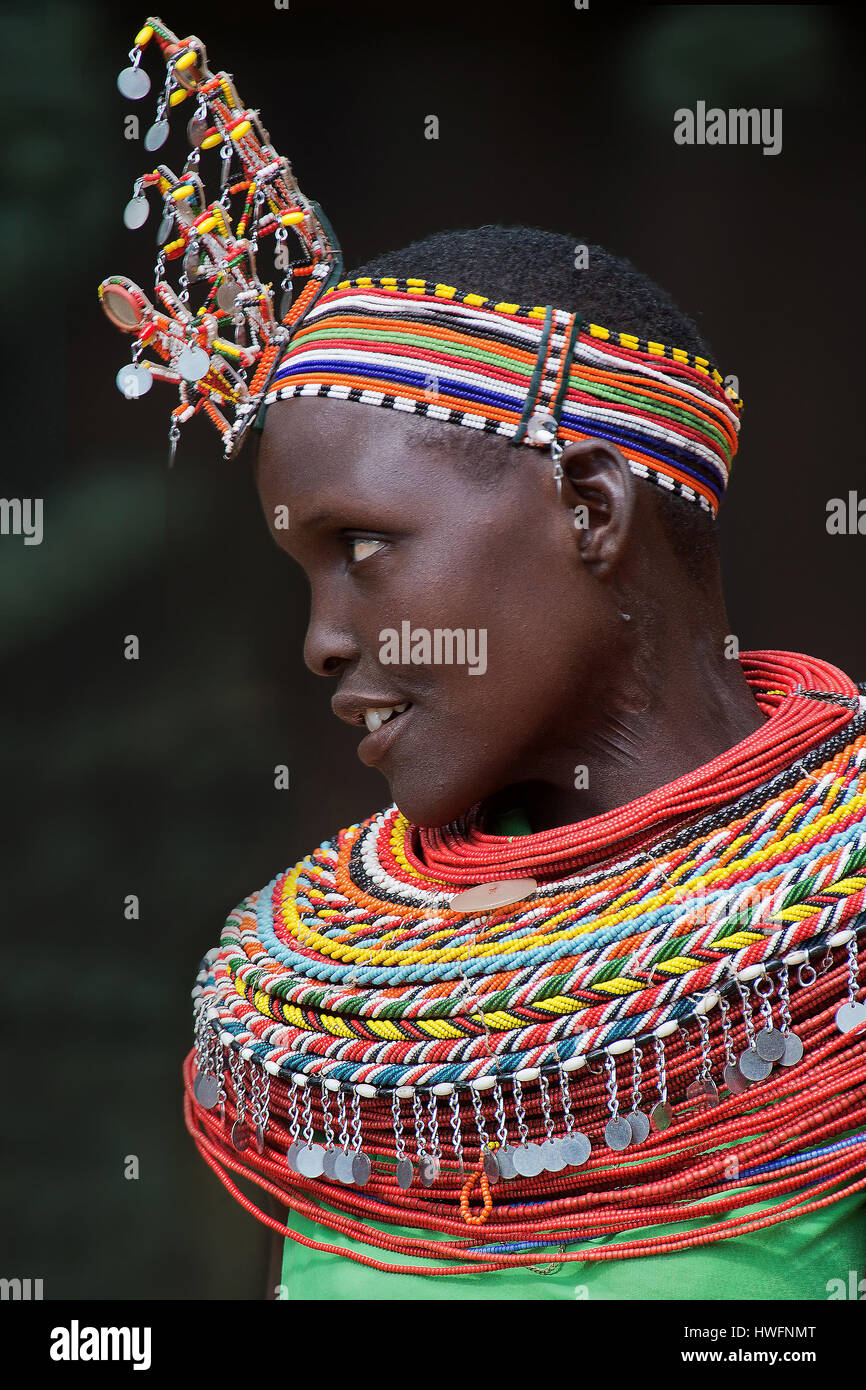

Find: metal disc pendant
<box><xmin>449</xmin><ymin>878</ymin><xmax>538</xmax><ymax>912</ymax></box>
<box><xmin>193</xmin><ymin>1072</ymin><xmax>219</xmax><ymax>1109</ymax></box>
<box><xmin>686</xmin><ymin>1077</ymin><xmax>720</xmax><ymax>1107</ymax></box>
<box><xmin>495</xmin><ymin>1144</ymin><xmax>517</xmax><ymax>1180</ymax></box>
<box><xmin>561</xmin><ymin>1131</ymin><xmax>592</xmax><ymax>1167</ymax></box>
<box><xmin>183</xmin><ymin>244</ymin><xmax>202</xmax><ymax>281</ymax></box>
<box><xmin>539</xmin><ymin>1137</ymin><xmax>567</xmax><ymax>1172</ymax></box>
<box><xmin>116</xmin><ymin>363</ymin><xmax>152</xmax><ymax>399</ymax></box>
<box><xmin>512</xmin><ymin>1142</ymin><xmax>541</xmax><ymax>1177</ymax></box>
<box><xmin>836</xmin><ymin>999</ymin><xmax>866</xmax><ymax>1034</ymax></box>
<box><xmin>188</xmin><ymin>115</ymin><xmax>209</xmax><ymax>147</ymax></box>
<box><xmin>156</xmin><ymin>212</ymin><xmax>174</xmax><ymax>245</ymax></box>
<box><xmin>482</xmin><ymin>1149</ymin><xmax>500</xmax><ymax>1185</ymax></box>
<box><xmin>650</xmin><ymin>1100</ymin><xmax>673</xmax><ymax>1132</ymax></box>
<box><xmin>123</xmin><ymin>195</ymin><xmax>149</xmax><ymax>230</ymax></box>
<box><xmin>144</xmin><ymin>119</ymin><xmax>170</xmax><ymax>153</ymax></box>
<box><xmin>604</xmin><ymin>1116</ymin><xmax>633</xmax><ymax>1151</ymax></box>
<box><xmin>296</xmin><ymin>1143</ymin><xmax>325</xmax><ymax>1178</ymax></box>
<box><xmin>351</xmin><ymin>1151</ymin><xmax>372</xmax><ymax>1186</ymax></box>
<box><xmin>285</xmin><ymin>1140</ymin><xmax>303</xmax><ymax>1173</ymax></box>
<box><xmin>418</xmin><ymin>1153</ymin><xmax>440</xmax><ymax>1187</ymax></box>
<box><xmin>177</xmin><ymin>345</ymin><xmax>211</xmax><ymax>381</ymax></box>
<box><xmin>322</xmin><ymin>1148</ymin><xmax>339</xmax><ymax>1181</ymax></box>
<box><xmin>756</xmin><ymin>1027</ymin><xmax>787</xmax><ymax>1062</ymax></box>
<box><xmin>738</xmin><ymin>1046</ymin><xmax>772</xmax><ymax>1082</ymax></box>
<box><xmin>230</xmin><ymin>1120</ymin><xmax>250</xmax><ymax>1152</ymax></box>
<box><xmin>396</xmin><ymin>1157</ymin><xmax>414</xmax><ymax>1190</ymax></box>
<box><xmin>626</xmin><ymin>1109</ymin><xmax>650</xmax><ymax>1144</ymax></box>
<box><xmin>253</xmin><ymin>1123</ymin><xmax>265</xmax><ymax>1155</ymax></box>
<box><xmin>334</xmin><ymin>1150</ymin><xmax>356</xmax><ymax>1185</ymax></box>
<box><xmin>780</xmin><ymin>1031</ymin><xmax>804</xmax><ymax>1066</ymax></box>
<box><xmin>216</xmin><ymin>279</ymin><xmax>240</xmax><ymax>313</ymax></box>
<box><xmin>117</xmin><ymin>65</ymin><xmax>151</xmax><ymax>100</ymax></box>
<box><xmin>723</xmin><ymin>1060</ymin><xmax>750</xmax><ymax>1094</ymax></box>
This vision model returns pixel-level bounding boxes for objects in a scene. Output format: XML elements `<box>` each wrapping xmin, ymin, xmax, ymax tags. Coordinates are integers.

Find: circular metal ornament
<box><xmin>253</xmin><ymin>1123</ymin><xmax>265</xmax><ymax>1155</ymax></box>
<box><xmin>495</xmin><ymin>1144</ymin><xmax>518</xmax><ymax>1180</ymax></box>
<box><xmin>144</xmin><ymin>119</ymin><xmax>170</xmax><ymax>153</ymax></box>
<box><xmin>604</xmin><ymin>1116</ymin><xmax>633</xmax><ymax>1151</ymax></box>
<box><xmin>626</xmin><ymin>1109</ymin><xmax>650</xmax><ymax>1144</ymax></box>
<box><xmin>686</xmin><ymin>1077</ymin><xmax>720</xmax><ymax>1107</ymax></box>
<box><xmin>738</xmin><ymin>1047</ymin><xmax>772</xmax><ymax>1082</ymax></box>
<box><xmin>835</xmin><ymin>999</ymin><xmax>866</xmax><ymax>1034</ymax></box>
<box><xmin>418</xmin><ymin>1153</ymin><xmax>440</xmax><ymax>1187</ymax></box>
<box><xmin>396</xmin><ymin>1157</ymin><xmax>414</xmax><ymax>1190</ymax></box>
<box><xmin>123</xmin><ymin>195</ymin><xmax>149</xmax><ymax>230</ymax></box>
<box><xmin>482</xmin><ymin>1149</ymin><xmax>500</xmax><ymax>1185</ymax></box>
<box><xmin>561</xmin><ymin>1131</ymin><xmax>592</xmax><ymax>1167</ymax></box>
<box><xmin>449</xmin><ymin>878</ymin><xmax>538</xmax><ymax>912</ymax></box>
<box><xmin>102</xmin><ymin>283</ymin><xmax>145</xmax><ymax>331</ymax></box>
<box><xmin>156</xmin><ymin>212</ymin><xmax>174</xmax><ymax>245</ymax></box>
<box><xmin>183</xmin><ymin>244</ymin><xmax>202</xmax><ymax>281</ymax></box>
<box><xmin>188</xmin><ymin>115</ymin><xmax>209</xmax><ymax>147</ymax></box>
<box><xmin>780</xmin><ymin>1032</ymin><xmax>804</xmax><ymax>1066</ymax></box>
<box><xmin>295</xmin><ymin>1143</ymin><xmax>325</xmax><ymax>1178</ymax></box>
<box><xmin>723</xmin><ymin>1060</ymin><xmax>749</xmax><ymax>1094</ymax></box>
<box><xmin>177</xmin><ymin>345</ymin><xmax>211</xmax><ymax>381</ymax></box>
<box><xmin>756</xmin><ymin>1027</ymin><xmax>787</xmax><ymax>1062</ymax></box>
<box><xmin>540</xmin><ymin>1137</ymin><xmax>567</xmax><ymax>1172</ymax></box>
<box><xmin>322</xmin><ymin>1148</ymin><xmax>339</xmax><ymax>1181</ymax></box>
<box><xmin>193</xmin><ymin>1072</ymin><xmax>219</xmax><ymax>1109</ymax></box>
<box><xmin>526</xmin><ymin>411</ymin><xmax>558</xmax><ymax>445</ymax></box>
<box><xmin>116</xmin><ymin>363</ymin><xmax>152</xmax><ymax>399</ymax></box>
<box><xmin>230</xmin><ymin>1120</ymin><xmax>250</xmax><ymax>1152</ymax></box>
<box><xmin>216</xmin><ymin>279</ymin><xmax>241</xmax><ymax>313</ymax></box>
<box><xmin>650</xmin><ymin>1100</ymin><xmax>673</xmax><ymax>1132</ymax></box>
<box><xmin>117</xmin><ymin>65</ymin><xmax>151</xmax><ymax>100</ymax></box>
<box><xmin>512</xmin><ymin>1142</ymin><xmax>545</xmax><ymax>1178</ymax></box>
<box><xmin>285</xmin><ymin>1141</ymin><xmax>303</xmax><ymax>1173</ymax></box>
<box><xmin>334</xmin><ymin>1150</ymin><xmax>356</xmax><ymax>1185</ymax></box>
<box><xmin>351</xmin><ymin>1151</ymin><xmax>372</xmax><ymax>1186</ymax></box>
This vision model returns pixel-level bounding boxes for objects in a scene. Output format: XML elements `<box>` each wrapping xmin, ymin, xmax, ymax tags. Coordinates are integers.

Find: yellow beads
<box><xmin>201</xmin><ymin>131</ymin><xmax>222</xmax><ymax>150</ymax></box>
<box><xmin>134</xmin><ymin>24</ymin><xmax>154</xmax><ymax>46</ymax></box>
<box><xmin>230</xmin><ymin>120</ymin><xmax>252</xmax><ymax>141</ymax></box>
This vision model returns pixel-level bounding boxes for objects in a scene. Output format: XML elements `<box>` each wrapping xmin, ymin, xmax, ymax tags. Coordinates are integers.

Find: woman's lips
<box><xmin>357</xmin><ymin>703</ymin><xmax>414</xmax><ymax>767</ymax></box>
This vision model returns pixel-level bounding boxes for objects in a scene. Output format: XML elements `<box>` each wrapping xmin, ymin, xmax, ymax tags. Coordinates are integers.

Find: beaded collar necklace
<box><xmin>187</xmin><ymin>652</ymin><xmax>866</xmax><ymax>1267</ymax></box>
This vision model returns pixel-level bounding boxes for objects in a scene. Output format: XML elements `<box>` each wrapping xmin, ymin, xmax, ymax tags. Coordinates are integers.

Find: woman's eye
<box><xmin>348</xmin><ymin>537</ymin><xmax>386</xmax><ymax>564</ymax></box>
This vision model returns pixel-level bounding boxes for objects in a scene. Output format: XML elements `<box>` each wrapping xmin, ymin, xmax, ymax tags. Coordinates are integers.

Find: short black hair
<box><xmin>345</xmin><ymin>225</ymin><xmax>720</xmax><ymax>587</ymax></box>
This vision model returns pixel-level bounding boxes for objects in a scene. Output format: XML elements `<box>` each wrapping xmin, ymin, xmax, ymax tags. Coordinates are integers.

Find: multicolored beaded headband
<box><xmin>99</xmin><ymin>19</ymin><xmax>742</xmax><ymax>512</ymax></box>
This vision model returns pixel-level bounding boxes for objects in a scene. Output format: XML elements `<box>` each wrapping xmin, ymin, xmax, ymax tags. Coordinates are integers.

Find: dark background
<box><xmin>2</xmin><ymin>1</ymin><xmax>864</xmax><ymax>1299</ymax></box>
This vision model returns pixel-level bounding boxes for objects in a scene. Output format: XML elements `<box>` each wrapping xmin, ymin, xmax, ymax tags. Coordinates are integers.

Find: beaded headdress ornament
<box><xmin>99</xmin><ymin>17</ymin><xmax>742</xmax><ymax>513</ymax></box>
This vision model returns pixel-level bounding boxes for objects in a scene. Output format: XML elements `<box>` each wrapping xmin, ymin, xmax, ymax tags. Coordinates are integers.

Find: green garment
<box><xmin>279</xmin><ymin>804</ymin><xmax>866</xmax><ymax>1300</ymax></box>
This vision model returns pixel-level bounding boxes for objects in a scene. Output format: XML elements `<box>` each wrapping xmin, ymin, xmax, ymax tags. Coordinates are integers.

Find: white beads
<box><xmin>607</xmin><ymin>1038</ymin><xmax>635</xmax><ymax>1055</ymax></box>
<box><xmin>354</xmin><ymin>1083</ymin><xmax>377</xmax><ymax>1099</ymax></box>
<box><xmin>694</xmin><ymin>991</ymin><xmax>720</xmax><ymax>1014</ymax></box>
<box><xmin>653</xmin><ymin>1021</ymin><xmax>678</xmax><ymax>1039</ymax></box>
<box><xmin>514</xmin><ymin>1067</ymin><xmax>540</xmax><ymax>1082</ymax></box>
<box><xmin>432</xmin><ymin>1082</ymin><xmax>455</xmax><ymax>1096</ymax></box>
<box><xmin>468</xmin><ymin>1075</ymin><xmax>496</xmax><ymax>1091</ymax></box>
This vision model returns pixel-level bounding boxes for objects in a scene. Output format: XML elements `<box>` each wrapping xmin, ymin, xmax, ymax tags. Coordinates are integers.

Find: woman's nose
<box><xmin>303</xmin><ymin>598</ymin><xmax>359</xmax><ymax>677</ymax></box>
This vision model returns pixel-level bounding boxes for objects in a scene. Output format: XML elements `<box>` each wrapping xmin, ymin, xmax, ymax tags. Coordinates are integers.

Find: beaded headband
<box><xmin>99</xmin><ymin>19</ymin><xmax>742</xmax><ymax>511</ymax></box>
<box><xmin>263</xmin><ymin>279</ymin><xmax>742</xmax><ymax>514</ymax></box>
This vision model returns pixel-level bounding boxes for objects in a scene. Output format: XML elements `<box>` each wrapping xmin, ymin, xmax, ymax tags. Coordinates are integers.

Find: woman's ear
<box><xmin>559</xmin><ymin>438</ymin><xmax>636</xmax><ymax>577</ymax></box>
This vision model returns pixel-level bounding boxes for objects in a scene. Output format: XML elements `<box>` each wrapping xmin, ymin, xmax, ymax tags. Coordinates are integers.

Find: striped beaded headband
<box><xmin>262</xmin><ymin>279</ymin><xmax>743</xmax><ymax>515</ymax></box>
